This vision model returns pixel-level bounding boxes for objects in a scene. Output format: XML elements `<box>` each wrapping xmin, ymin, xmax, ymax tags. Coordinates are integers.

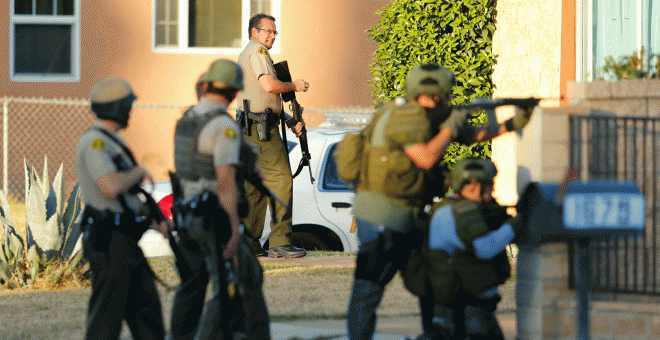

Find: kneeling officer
<box><xmin>76</xmin><ymin>78</ymin><xmax>167</xmax><ymax>340</ymax></box>
<box><xmin>171</xmin><ymin>59</ymin><xmax>270</xmax><ymax>340</ymax></box>
<box><xmin>424</xmin><ymin>158</ymin><xmax>522</xmax><ymax>339</ymax></box>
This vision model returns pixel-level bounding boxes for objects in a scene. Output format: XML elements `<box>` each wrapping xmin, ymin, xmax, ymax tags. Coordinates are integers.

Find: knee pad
<box><xmin>464</xmin><ymin>305</ymin><xmax>498</xmax><ymax>336</ymax></box>
<box><xmin>354</xmin><ymin>234</ymin><xmax>399</xmax><ymax>287</ymax></box>
<box><xmin>430</xmin><ymin>303</ymin><xmax>456</xmax><ymax>338</ymax></box>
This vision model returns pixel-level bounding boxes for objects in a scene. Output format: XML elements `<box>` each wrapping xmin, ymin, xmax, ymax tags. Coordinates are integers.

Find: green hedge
<box><xmin>367</xmin><ymin>0</ymin><xmax>497</xmax><ymax>170</ymax></box>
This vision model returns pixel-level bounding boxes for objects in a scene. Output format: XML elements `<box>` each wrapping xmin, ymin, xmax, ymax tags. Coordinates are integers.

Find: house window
<box><xmin>10</xmin><ymin>0</ymin><xmax>80</xmax><ymax>82</ymax></box>
<box><xmin>153</xmin><ymin>0</ymin><xmax>280</xmax><ymax>54</ymax></box>
<box><xmin>577</xmin><ymin>0</ymin><xmax>660</xmax><ymax>81</ymax></box>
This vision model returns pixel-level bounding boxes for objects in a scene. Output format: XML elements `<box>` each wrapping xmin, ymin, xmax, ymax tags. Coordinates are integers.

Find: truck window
<box><xmin>323</xmin><ymin>143</ymin><xmax>351</xmax><ymax>191</ymax></box>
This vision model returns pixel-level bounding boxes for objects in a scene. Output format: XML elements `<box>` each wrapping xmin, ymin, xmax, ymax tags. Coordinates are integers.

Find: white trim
<box><xmin>637</xmin><ymin>0</ymin><xmax>643</xmax><ymax>54</ymax></box>
<box><xmin>9</xmin><ymin>0</ymin><xmax>81</xmax><ymax>83</ymax></box>
<box><xmin>575</xmin><ymin>0</ymin><xmax>584</xmax><ymax>82</ymax></box>
<box><xmin>152</xmin><ymin>0</ymin><xmax>281</xmax><ymax>55</ymax></box>
<box><xmin>577</xmin><ymin>0</ymin><xmax>656</xmax><ymax>81</ymax></box>
<box><xmin>586</xmin><ymin>0</ymin><xmax>593</xmax><ymax>81</ymax></box>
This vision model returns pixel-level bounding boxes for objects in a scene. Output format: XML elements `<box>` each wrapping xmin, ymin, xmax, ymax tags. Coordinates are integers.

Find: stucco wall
<box><xmin>1</xmin><ymin>1</ymin><xmax>390</xmax><ymax>108</ymax></box>
<box><xmin>490</xmin><ymin>0</ymin><xmax>563</xmax><ymax>207</ymax></box>
<box><xmin>492</xmin><ymin>0</ymin><xmax>562</xmax><ymax>100</ymax></box>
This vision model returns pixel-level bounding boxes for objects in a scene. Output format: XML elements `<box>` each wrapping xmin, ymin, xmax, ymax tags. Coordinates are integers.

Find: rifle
<box><xmin>273</xmin><ymin>60</ymin><xmax>315</xmax><ymax>183</ymax></box>
<box><xmin>457</xmin><ymin>97</ymin><xmax>540</xmax><ymax>134</ymax></box>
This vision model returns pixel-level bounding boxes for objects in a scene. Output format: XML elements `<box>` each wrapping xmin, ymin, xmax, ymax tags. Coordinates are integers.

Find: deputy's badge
<box><xmin>224</xmin><ymin>128</ymin><xmax>237</xmax><ymax>139</ymax></box>
<box><xmin>91</xmin><ymin>138</ymin><xmax>106</xmax><ymax>150</ymax></box>
<box><xmin>258</xmin><ymin>47</ymin><xmax>269</xmax><ymax>56</ymax></box>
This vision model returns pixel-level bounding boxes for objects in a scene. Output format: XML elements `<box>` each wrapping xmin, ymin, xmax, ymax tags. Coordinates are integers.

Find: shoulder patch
<box><xmin>258</xmin><ymin>47</ymin><xmax>269</xmax><ymax>56</ymax></box>
<box><xmin>91</xmin><ymin>138</ymin><xmax>106</xmax><ymax>150</ymax></box>
<box><xmin>224</xmin><ymin>128</ymin><xmax>237</xmax><ymax>139</ymax></box>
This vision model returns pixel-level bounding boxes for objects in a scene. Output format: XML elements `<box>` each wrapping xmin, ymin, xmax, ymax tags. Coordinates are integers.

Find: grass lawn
<box><xmin>0</xmin><ymin>253</ymin><xmax>516</xmax><ymax>339</ymax></box>
<box><xmin>1</xmin><ymin>198</ymin><xmax>516</xmax><ymax>339</ymax></box>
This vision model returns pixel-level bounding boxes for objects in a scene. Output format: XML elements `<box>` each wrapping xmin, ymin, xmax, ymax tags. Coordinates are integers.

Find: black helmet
<box><xmin>450</xmin><ymin>157</ymin><xmax>497</xmax><ymax>191</ymax></box>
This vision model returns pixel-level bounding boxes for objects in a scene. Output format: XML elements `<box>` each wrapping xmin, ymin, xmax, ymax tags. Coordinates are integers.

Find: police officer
<box><xmin>341</xmin><ymin>63</ymin><xmax>537</xmax><ymax>340</ymax></box>
<box><xmin>168</xmin><ymin>72</ymin><xmax>209</xmax><ymax>340</ymax></box>
<box><xmin>75</xmin><ymin>78</ymin><xmax>166</xmax><ymax>340</ymax></box>
<box><xmin>424</xmin><ymin>158</ymin><xmax>522</xmax><ymax>339</ymax></box>
<box><xmin>237</xmin><ymin>13</ymin><xmax>308</xmax><ymax>258</ymax></box>
<box><xmin>342</xmin><ymin>64</ymin><xmax>455</xmax><ymax>340</ymax></box>
<box><xmin>171</xmin><ymin>59</ymin><xmax>270</xmax><ymax>340</ymax></box>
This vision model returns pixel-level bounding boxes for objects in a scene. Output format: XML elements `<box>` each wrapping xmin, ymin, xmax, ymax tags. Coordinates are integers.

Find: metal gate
<box><xmin>569</xmin><ymin>114</ymin><xmax>660</xmax><ymax>295</ymax></box>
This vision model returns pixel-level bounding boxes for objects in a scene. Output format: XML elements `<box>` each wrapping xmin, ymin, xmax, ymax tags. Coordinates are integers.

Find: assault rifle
<box><xmin>458</xmin><ymin>97</ymin><xmax>540</xmax><ymax>134</ymax></box>
<box><xmin>273</xmin><ymin>60</ymin><xmax>315</xmax><ymax>183</ymax></box>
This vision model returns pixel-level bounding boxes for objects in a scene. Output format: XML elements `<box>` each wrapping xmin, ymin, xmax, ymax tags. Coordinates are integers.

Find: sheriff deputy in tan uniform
<box><xmin>171</xmin><ymin>59</ymin><xmax>270</xmax><ymax>340</ymax></box>
<box><xmin>75</xmin><ymin>78</ymin><xmax>167</xmax><ymax>340</ymax></box>
<box><xmin>236</xmin><ymin>13</ymin><xmax>308</xmax><ymax>258</ymax></box>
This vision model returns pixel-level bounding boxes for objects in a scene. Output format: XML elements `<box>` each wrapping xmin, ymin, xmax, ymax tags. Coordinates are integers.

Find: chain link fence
<box><xmin>1</xmin><ymin>96</ymin><xmax>374</xmax><ymax>201</ymax></box>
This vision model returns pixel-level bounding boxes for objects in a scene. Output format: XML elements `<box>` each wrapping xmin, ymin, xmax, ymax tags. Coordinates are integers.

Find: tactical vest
<box><xmin>356</xmin><ymin>100</ymin><xmax>432</xmax><ymax>205</ymax></box>
<box><xmin>174</xmin><ymin>108</ymin><xmax>224</xmax><ymax>181</ymax></box>
<box><xmin>426</xmin><ymin>199</ymin><xmax>512</xmax><ymax>304</ymax></box>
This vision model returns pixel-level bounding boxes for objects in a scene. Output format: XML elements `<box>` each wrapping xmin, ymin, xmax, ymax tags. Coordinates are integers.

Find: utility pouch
<box><xmin>334</xmin><ymin>131</ymin><xmax>364</xmax><ymax>183</ymax></box>
<box><xmin>81</xmin><ymin>206</ymin><xmax>114</xmax><ymax>252</ymax></box>
<box><xmin>454</xmin><ymin>252</ymin><xmax>510</xmax><ymax>296</ymax></box>
<box><xmin>173</xmin><ymin>191</ymin><xmax>231</xmax><ymax>245</ymax></box>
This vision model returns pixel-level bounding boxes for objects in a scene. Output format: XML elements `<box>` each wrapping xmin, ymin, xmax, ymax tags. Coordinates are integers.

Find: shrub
<box><xmin>599</xmin><ymin>48</ymin><xmax>660</xmax><ymax>80</ymax></box>
<box><xmin>367</xmin><ymin>0</ymin><xmax>497</xmax><ymax>171</ymax></box>
<box><xmin>0</xmin><ymin>158</ymin><xmax>84</xmax><ymax>287</ymax></box>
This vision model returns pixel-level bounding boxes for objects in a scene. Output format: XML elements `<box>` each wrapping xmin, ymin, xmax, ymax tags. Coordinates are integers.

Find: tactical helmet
<box><xmin>90</xmin><ymin>78</ymin><xmax>136</xmax><ymax>128</ymax></box>
<box><xmin>450</xmin><ymin>157</ymin><xmax>497</xmax><ymax>191</ymax></box>
<box><xmin>405</xmin><ymin>63</ymin><xmax>455</xmax><ymax>100</ymax></box>
<box><xmin>200</xmin><ymin>59</ymin><xmax>243</xmax><ymax>91</ymax></box>
<box><xmin>195</xmin><ymin>72</ymin><xmax>207</xmax><ymax>99</ymax></box>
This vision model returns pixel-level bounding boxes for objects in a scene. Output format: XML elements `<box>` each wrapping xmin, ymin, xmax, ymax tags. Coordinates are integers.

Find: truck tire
<box><xmin>290</xmin><ymin>232</ymin><xmax>328</xmax><ymax>251</ymax></box>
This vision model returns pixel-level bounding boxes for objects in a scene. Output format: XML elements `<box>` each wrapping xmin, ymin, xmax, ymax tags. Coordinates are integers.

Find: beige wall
<box><xmin>0</xmin><ymin>1</ymin><xmax>390</xmax><ymax>179</ymax></box>
<box><xmin>492</xmin><ymin>0</ymin><xmax>562</xmax><ymax>100</ymax></box>
<box><xmin>1</xmin><ymin>1</ymin><xmax>388</xmax><ymax>108</ymax></box>
<box><xmin>490</xmin><ymin>0</ymin><xmax>563</xmax><ymax>206</ymax></box>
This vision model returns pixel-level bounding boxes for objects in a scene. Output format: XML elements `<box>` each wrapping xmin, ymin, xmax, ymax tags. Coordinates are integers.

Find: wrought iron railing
<box><xmin>569</xmin><ymin>114</ymin><xmax>660</xmax><ymax>295</ymax></box>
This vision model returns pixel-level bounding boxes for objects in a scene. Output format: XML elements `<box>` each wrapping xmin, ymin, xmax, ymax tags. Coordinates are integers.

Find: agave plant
<box><xmin>0</xmin><ymin>157</ymin><xmax>84</xmax><ymax>286</ymax></box>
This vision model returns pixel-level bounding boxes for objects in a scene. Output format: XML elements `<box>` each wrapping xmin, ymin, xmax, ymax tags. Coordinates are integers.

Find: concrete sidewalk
<box><xmin>271</xmin><ymin>313</ymin><xmax>517</xmax><ymax>339</ymax></box>
<box><xmin>261</xmin><ymin>255</ymin><xmax>517</xmax><ymax>339</ymax></box>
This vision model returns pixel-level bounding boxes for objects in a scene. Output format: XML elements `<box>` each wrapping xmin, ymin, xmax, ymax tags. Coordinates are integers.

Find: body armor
<box><xmin>174</xmin><ymin>108</ymin><xmax>223</xmax><ymax>181</ymax></box>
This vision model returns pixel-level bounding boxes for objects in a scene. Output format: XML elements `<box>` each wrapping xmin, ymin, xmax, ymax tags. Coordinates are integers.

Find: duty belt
<box><xmin>236</xmin><ymin>107</ymin><xmax>280</xmax><ymax>141</ymax></box>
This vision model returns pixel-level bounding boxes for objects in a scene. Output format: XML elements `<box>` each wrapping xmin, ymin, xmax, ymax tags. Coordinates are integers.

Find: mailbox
<box><xmin>516</xmin><ymin>181</ymin><xmax>645</xmax><ymax>246</ymax></box>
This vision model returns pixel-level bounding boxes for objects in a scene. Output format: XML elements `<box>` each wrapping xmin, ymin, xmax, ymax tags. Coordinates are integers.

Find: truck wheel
<box><xmin>290</xmin><ymin>232</ymin><xmax>328</xmax><ymax>251</ymax></box>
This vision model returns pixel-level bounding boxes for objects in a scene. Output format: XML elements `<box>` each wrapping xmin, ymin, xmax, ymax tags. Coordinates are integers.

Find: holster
<box><xmin>81</xmin><ymin>206</ymin><xmax>151</xmax><ymax>252</ymax></box>
<box><xmin>171</xmin><ymin>191</ymin><xmax>231</xmax><ymax>245</ymax></box>
<box><xmin>237</xmin><ymin>108</ymin><xmax>277</xmax><ymax>142</ymax></box>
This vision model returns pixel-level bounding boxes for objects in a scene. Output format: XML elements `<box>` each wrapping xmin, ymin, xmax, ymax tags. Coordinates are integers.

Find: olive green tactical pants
<box><xmin>243</xmin><ymin>123</ymin><xmax>293</xmax><ymax>248</ymax></box>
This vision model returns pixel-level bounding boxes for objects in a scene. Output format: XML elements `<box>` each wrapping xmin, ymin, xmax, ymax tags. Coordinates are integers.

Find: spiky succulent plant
<box><xmin>0</xmin><ymin>157</ymin><xmax>84</xmax><ymax>286</ymax></box>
